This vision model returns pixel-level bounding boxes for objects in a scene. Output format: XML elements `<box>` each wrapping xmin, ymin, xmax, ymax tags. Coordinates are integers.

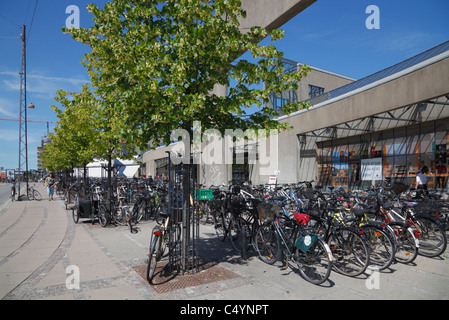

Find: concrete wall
<box><xmin>274</xmin><ymin>57</ymin><xmax>449</xmax><ymax>184</ymax></box>
<box><xmin>240</xmin><ymin>0</ymin><xmax>317</xmax><ymax>31</ymax></box>
<box><xmin>297</xmin><ymin>65</ymin><xmax>355</xmax><ymax>102</ymax></box>
<box><xmin>281</xmin><ymin>57</ymin><xmax>449</xmax><ymax>135</ymax></box>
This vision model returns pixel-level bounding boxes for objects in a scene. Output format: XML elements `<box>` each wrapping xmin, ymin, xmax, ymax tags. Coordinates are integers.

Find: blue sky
<box><xmin>1</xmin><ymin>0</ymin><xmax>448</xmax><ymax>170</ymax></box>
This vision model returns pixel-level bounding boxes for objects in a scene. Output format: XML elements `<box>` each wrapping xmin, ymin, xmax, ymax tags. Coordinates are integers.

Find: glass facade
<box><xmin>317</xmin><ymin>118</ymin><xmax>449</xmax><ymax>190</ymax></box>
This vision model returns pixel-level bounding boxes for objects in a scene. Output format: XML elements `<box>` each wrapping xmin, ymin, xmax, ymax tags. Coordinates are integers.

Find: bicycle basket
<box><xmin>295</xmin><ymin>234</ymin><xmax>318</xmax><ymax>253</ymax></box>
<box><xmin>301</xmin><ymin>188</ymin><xmax>316</xmax><ymax>200</ymax></box>
<box><xmin>257</xmin><ymin>202</ymin><xmax>278</xmax><ymax>221</ymax></box>
<box><xmin>194</xmin><ymin>189</ymin><xmax>213</xmax><ymax>201</ymax></box>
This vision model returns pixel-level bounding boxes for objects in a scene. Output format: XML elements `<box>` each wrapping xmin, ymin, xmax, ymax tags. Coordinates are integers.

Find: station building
<box><xmin>275</xmin><ymin>40</ymin><xmax>449</xmax><ymax>190</ymax></box>
<box><xmin>140</xmin><ymin>40</ymin><xmax>449</xmax><ymax>191</ymax></box>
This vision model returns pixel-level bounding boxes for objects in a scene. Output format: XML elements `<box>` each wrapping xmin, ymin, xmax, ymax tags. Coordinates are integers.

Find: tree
<box><xmin>62</xmin><ymin>0</ymin><xmax>311</xmax><ymax>269</ymax></box>
<box><xmin>63</xmin><ymin>0</ymin><xmax>310</xmax><ymax>151</ymax></box>
<box><xmin>42</xmin><ymin>83</ymin><xmax>134</xmax><ymax>176</ymax></box>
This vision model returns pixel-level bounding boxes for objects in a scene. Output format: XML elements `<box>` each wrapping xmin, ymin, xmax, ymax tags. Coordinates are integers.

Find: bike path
<box><xmin>0</xmin><ymin>184</ymin><xmax>448</xmax><ymax>300</ymax></box>
<box><xmin>0</xmin><ymin>184</ymin><xmax>147</xmax><ymax>300</ymax></box>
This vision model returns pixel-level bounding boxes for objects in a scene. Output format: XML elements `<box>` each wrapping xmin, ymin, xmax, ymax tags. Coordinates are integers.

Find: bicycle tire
<box><xmin>147</xmin><ymin>232</ymin><xmax>161</xmax><ymax>283</ymax></box>
<box><xmin>360</xmin><ymin>224</ymin><xmax>395</xmax><ymax>271</ymax></box>
<box><xmin>294</xmin><ymin>237</ymin><xmax>332</xmax><ymax>285</ymax></box>
<box><xmin>230</xmin><ymin>216</ymin><xmax>251</xmax><ymax>254</ymax></box>
<box><xmin>328</xmin><ymin>226</ymin><xmax>370</xmax><ymax>277</ymax></box>
<box><xmin>98</xmin><ymin>204</ymin><xmax>109</xmax><ymax>227</ymax></box>
<box><xmin>213</xmin><ymin>209</ymin><xmax>228</xmax><ymax>242</ymax></box>
<box><xmin>32</xmin><ymin>190</ymin><xmax>42</xmax><ymax>201</ymax></box>
<box><xmin>201</xmin><ymin>203</ymin><xmax>212</xmax><ymax>223</ymax></box>
<box><xmin>72</xmin><ymin>208</ymin><xmax>80</xmax><ymax>224</ymax></box>
<box><xmin>386</xmin><ymin>222</ymin><xmax>418</xmax><ymax>264</ymax></box>
<box><xmin>412</xmin><ymin>215</ymin><xmax>447</xmax><ymax>257</ymax></box>
<box><xmin>155</xmin><ymin>201</ymin><xmax>169</xmax><ymax>225</ymax></box>
<box><xmin>112</xmin><ymin>207</ymin><xmax>127</xmax><ymax>226</ymax></box>
<box><xmin>135</xmin><ymin>200</ymin><xmax>146</xmax><ymax>222</ymax></box>
<box><xmin>253</xmin><ymin>222</ymin><xmax>277</xmax><ymax>265</ymax></box>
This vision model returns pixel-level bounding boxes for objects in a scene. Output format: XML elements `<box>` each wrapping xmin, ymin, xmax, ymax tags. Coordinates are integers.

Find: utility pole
<box><xmin>17</xmin><ymin>25</ymin><xmax>29</xmax><ymax>200</ymax></box>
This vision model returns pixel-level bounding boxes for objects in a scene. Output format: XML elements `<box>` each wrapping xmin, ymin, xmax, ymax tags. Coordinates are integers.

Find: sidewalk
<box><xmin>1</xmin><ymin>184</ymin><xmax>449</xmax><ymax>300</ymax></box>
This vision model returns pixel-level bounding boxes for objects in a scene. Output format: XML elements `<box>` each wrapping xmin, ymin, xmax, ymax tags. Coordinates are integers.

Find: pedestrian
<box><xmin>355</xmin><ymin>163</ymin><xmax>361</xmax><ymax>187</ymax></box>
<box><xmin>436</xmin><ymin>160</ymin><xmax>447</xmax><ymax>189</ymax></box>
<box><xmin>415</xmin><ymin>169</ymin><xmax>428</xmax><ymax>190</ymax></box>
<box><xmin>45</xmin><ymin>173</ymin><xmax>56</xmax><ymax>201</ymax></box>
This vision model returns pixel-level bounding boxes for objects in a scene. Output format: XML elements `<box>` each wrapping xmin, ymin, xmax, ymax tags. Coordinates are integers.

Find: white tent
<box><xmin>74</xmin><ymin>158</ymin><xmax>140</xmax><ymax>179</ymax></box>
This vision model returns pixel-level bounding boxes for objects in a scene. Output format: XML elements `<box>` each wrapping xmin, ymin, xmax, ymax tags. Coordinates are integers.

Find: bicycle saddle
<box><xmin>350</xmin><ymin>208</ymin><xmax>367</xmax><ymax>217</ymax></box>
<box><xmin>402</xmin><ymin>201</ymin><xmax>418</xmax><ymax>208</ymax></box>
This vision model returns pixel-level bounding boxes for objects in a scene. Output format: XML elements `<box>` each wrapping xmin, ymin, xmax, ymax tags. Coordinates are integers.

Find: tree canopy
<box><xmin>59</xmin><ymin>0</ymin><xmax>310</xmax><ymax>153</ymax></box>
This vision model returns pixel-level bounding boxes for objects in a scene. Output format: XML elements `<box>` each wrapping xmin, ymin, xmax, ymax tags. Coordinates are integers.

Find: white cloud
<box><xmin>0</xmin><ymin>71</ymin><xmax>89</xmax><ymax>97</ymax></box>
<box><xmin>0</xmin><ymin>98</ymin><xmax>18</xmax><ymax>117</ymax></box>
<box><xmin>0</xmin><ymin>128</ymin><xmax>19</xmax><ymax>142</ymax></box>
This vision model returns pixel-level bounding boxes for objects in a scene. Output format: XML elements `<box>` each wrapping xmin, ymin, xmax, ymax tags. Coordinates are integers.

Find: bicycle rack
<box><xmin>166</xmin><ymin>151</ymin><xmax>200</xmax><ymax>276</ymax></box>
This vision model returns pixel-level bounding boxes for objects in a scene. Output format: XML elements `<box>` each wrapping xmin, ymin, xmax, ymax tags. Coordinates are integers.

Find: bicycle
<box><xmin>255</xmin><ymin>208</ymin><xmax>333</xmax><ymax>285</ymax></box>
<box><xmin>398</xmin><ymin>200</ymin><xmax>447</xmax><ymax>257</ymax></box>
<box><xmin>308</xmin><ymin>204</ymin><xmax>371</xmax><ymax>278</ymax></box>
<box><xmin>28</xmin><ymin>185</ymin><xmax>42</xmax><ymax>201</ymax></box>
<box><xmin>357</xmin><ymin>193</ymin><xmax>419</xmax><ymax>264</ymax></box>
<box><xmin>146</xmin><ymin>209</ymin><xmax>181</xmax><ymax>283</ymax></box>
<box><xmin>347</xmin><ymin>207</ymin><xmax>396</xmax><ymax>271</ymax></box>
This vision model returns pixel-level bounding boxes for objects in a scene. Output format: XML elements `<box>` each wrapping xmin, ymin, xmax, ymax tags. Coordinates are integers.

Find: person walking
<box><xmin>45</xmin><ymin>173</ymin><xmax>56</xmax><ymax>201</ymax></box>
<box><xmin>436</xmin><ymin>161</ymin><xmax>447</xmax><ymax>189</ymax></box>
<box><xmin>415</xmin><ymin>169</ymin><xmax>428</xmax><ymax>191</ymax></box>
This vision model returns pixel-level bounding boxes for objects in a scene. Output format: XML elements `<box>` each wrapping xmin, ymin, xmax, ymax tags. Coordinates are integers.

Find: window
<box><xmin>309</xmin><ymin>85</ymin><xmax>324</xmax><ymax>99</ymax></box>
<box><xmin>274</xmin><ymin>97</ymin><xmax>289</xmax><ymax>110</ymax></box>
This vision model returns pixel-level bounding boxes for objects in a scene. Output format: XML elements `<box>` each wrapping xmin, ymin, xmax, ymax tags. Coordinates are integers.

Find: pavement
<box><xmin>1</xmin><ymin>183</ymin><xmax>449</xmax><ymax>301</ymax></box>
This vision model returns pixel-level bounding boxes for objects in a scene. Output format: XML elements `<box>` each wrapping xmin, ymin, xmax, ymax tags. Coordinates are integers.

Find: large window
<box><xmin>309</xmin><ymin>85</ymin><xmax>324</xmax><ymax>99</ymax></box>
<box><xmin>316</xmin><ymin>119</ymin><xmax>448</xmax><ymax>190</ymax></box>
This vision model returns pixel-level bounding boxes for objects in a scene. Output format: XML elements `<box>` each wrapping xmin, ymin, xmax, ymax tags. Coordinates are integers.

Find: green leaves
<box><xmin>54</xmin><ymin>0</ymin><xmax>310</xmax><ymax>159</ymax></box>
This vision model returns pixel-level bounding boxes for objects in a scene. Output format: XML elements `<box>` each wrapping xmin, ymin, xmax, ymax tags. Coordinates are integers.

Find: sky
<box><xmin>0</xmin><ymin>0</ymin><xmax>448</xmax><ymax>171</ymax></box>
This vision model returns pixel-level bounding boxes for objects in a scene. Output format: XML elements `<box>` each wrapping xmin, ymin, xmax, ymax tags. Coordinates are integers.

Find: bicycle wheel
<box><xmin>386</xmin><ymin>222</ymin><xmax>418</xmax><ymax>264</ymax></box>
<box><xmin>360</xmin><ymin>224</ymin><xmax>395</xmax><ymax>271</ymax></box>
<box><xmin>328</xmin><ymin>227</ymin><xmax>370</xmax><ymax>277</ymax></box>
<box><xmin>147</xmin><ymin>229</ymin><xmax>161</xmax><ymax>283</ymax></box>
<box><xmin>201</xmin><ymin>203</ymin><xmax>212</xmax><ymax>223</ymax></box>
<box><xmin>112</xmin><ymin>207</ymin><xmax>127</xmax><ymax>226</ymax></box>
<box><xmin>98</xmin><ymin>204</ymin><xmax>109</xmax><ymax>227</ymax></box>
<box><xmin>412</xmin><ymin>216</ymin><xmax>447</xmax><ymax>257</ymax></box>
<box><xmin>213</xmin><ymin>209</ymin><xmax>228</xmax><ymax>242</ymax></box>
<box><xmin>294</xmin><ymin>237</ymin><xmax>332</xmax><ymax>285</ymax></box>
<box><xmin>72</xmin><ymin>208</ymin><xmax>80</xmax><ymax>224</ymax></box>
<box><xmin>155</xmin><ymin>201</ymin><xmax>169</xmax><ymax>225</ymax></box>
<box><xmin>253</xmin><ymin>222</ymin><xmax>277</xmax><ymax>265</ymax></box>
<box><xmin>230</xmin><ymin>216</ymin><xmax>251</xmax><ymax>254</ymax></box>
<box><xmin>32</xmin><ymin>190</ymin><xmax>42</xmax><ymax>201</ymax></box>
<box><xmin>134</xmin><ymin>200</ymin><xmax>146</xmax><ymax>223</ymax></box>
